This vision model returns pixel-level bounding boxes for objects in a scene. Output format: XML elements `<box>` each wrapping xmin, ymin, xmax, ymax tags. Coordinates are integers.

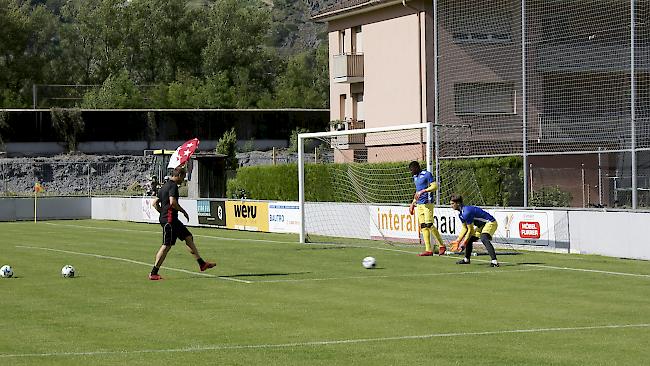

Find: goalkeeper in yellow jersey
<box><xmin>409</xmin><ymin>161</ymin><xmax>446</xmax><ymax>256</ymax></box>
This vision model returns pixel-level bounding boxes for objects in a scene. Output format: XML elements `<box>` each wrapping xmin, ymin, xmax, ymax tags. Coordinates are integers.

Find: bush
<box><xmin>529</xmin><ymin>186</ymin><xmax>572</xmax><ymax>207</ymax></box>
<box><xmin>288</xmin><ymin>127</ymin><xmax>309</xmax><ymax>152</ymax></box>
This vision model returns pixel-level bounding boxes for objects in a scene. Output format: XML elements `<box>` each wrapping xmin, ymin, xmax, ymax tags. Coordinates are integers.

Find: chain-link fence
<box><xmin>433</xmin><ymin>0</ymin><xmax>650</xmax><ymax>208</ymax></box>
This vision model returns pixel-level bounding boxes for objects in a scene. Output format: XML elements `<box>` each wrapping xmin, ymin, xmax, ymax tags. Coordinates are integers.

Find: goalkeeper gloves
<box><xmin>450</xmin><ymin>239</ymin><xmax>466</xmax><ymax>252</ymax></box>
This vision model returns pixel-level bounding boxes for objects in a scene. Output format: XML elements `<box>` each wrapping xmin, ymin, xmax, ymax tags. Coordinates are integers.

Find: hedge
<box><xmin>227</xmin><ymin>157</ymin><xmax>525</xmax><ymax>206</ymax></box>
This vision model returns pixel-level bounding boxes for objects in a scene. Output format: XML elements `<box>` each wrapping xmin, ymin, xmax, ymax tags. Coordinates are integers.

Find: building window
<box><xmin>454</xmin><ymin>82</ymin><xmax>516</xmax><ymax>115</ymax></box>
<box><xmin>339</xmin><ymin>30</ymin><xmax>346</xmax><ymax>54</ymax></box>
<box><xmin>448</xmin><ymin>1</ymin><xmax>512</xmax><ymax>44</ymax></box>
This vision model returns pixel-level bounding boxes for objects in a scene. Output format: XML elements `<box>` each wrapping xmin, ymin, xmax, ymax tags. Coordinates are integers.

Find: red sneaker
<box><xmin>200</xmin><ymin>261</ymin><xmax>216</xmax><ymax>272</ymax></box>
<box><xmin>438</xmin><ymin>246</ymin><xmax>446</xmax><ymax>256</ymax></box>
<box><xmin>417</xmin><ymin>251</ymin><xmax>434</xmax><ymax>256</ymax></box>
<box><xmin>148</xmin><ymin>274</ymin><xmax>163</xmax><ymax>280</ymax></box>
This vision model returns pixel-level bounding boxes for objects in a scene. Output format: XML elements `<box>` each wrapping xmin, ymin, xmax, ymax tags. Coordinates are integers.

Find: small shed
<box><xmin>187</xmin><ymin>151</ymin><xmax>228</xmax><ymax>198</ymax></box>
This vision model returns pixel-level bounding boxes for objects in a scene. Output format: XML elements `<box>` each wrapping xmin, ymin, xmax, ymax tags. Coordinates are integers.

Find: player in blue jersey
<box><xmin>409</xmin><ymin>161</ymin><xmax>446</xmax><ymax>256</ymax></box>
<box><xmin>449</xmin><ymin>194</ymin><xmax>499</xmax><ymax>267</ymax></box>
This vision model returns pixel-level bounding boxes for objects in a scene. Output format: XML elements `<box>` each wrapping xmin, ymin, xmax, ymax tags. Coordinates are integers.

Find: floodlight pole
<box><xmin>521</xmin><ymin>0</ymin><xmax>529</xmax><ymax>207</ymax></box>
<box><xmin>631</xmin><ymin>0</ymin><xmax>638</xmax><ymax>209</ymax></box>
<box><xmin>433</xmin><ymin>0</ymin><xmax>441</xmax><ymax>205</ymax></box>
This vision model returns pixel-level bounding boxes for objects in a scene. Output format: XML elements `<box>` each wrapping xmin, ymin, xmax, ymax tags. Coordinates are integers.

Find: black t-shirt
<box><xmin>158</xmin><ymin>180</ymin><xmax>180</xmax><ymax>224</ymax></box>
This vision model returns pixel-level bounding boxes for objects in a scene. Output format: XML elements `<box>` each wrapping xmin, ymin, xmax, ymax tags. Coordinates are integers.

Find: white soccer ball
<box><xmin>362</xmin><ymin>256</ymin><xmax>376</xmax><ymax>269</ymax></box>
<box><xmin>0</xmin><ymin>265</ymin><xmax>13</xmax><ymax>278</ymax></box>
<box><xmin>61</xmin><ymin>265</ymin><xmax>75</xmax><ymax>278</ymax></box>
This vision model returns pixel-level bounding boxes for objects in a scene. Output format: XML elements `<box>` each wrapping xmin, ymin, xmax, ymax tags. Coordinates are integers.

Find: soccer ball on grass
<box><xmin>0</xmin><ymin>265</ymin><xmax>13</xmax><ymax>278</ymax></box>
<box><xmin>362</xmin><ymin>256</ymin><xmax>376</xmax><ymax>269</ymax></box>
<box><xmin>61</xmin><ymin>265</ymin><xmax>76</xmax><ymax>278</ymax></box>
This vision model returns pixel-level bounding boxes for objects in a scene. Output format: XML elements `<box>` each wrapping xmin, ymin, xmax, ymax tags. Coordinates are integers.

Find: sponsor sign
<box><xmin>197</xmin><ymin>200</ymin><xmax>227</xmax><ymax>227</ymax></box>
<box><xmin>226</xmin><ymin>201</ymin><xmax>269</xmax><ymax>232</ymax></box>
<box><xmin>491</xmin><ymin>210</ymin><xmax>551</xmax><ymax>246</ymax></box>
<box><xmin>369</xmin><ymin>205</ymin><xmax>460</xmax><ymax>242</ymax></box>
<box><xmin>268</xmin><ymin>201</ymin><xmax>300</xmax><ymax>233</ymax></box>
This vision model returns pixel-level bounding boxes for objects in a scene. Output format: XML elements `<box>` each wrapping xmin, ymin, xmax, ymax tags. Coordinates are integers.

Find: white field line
<box><xmin>42</xmin><ymin>222</ymin><xmax>421</xmax><ymax>254</ymax></box>
<box><xmin>1</xmin><ymin>323</ymin><xmax>648</xmax><ymax>359</ymax></box>
<box><xmin>25</xmin><ymin>222</ymin><xmax>650</xmax><ymax>280</ymax></box>
<box><xmin>523</xmin><ymin>263</ymin><xmax>650</xmax><ymax>278</ymax></box>
<box><xmin>15</xmin><ymin>245</ymin><xmax>251</xmax><ymax>284</ymax></box>
<box><xmin>251</xmin><ymin>268</ymin><xmax>551</xmax><ymax>283</ymax></box>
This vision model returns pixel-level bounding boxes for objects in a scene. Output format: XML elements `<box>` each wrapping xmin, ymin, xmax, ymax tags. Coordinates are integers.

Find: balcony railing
<box><xmin>333</xmin><ymin>54</ymin><xmax>364</xmax><ymax>83</ymax></box>
<box><xmin>332</xmin><ymin>120</ymin><xmax>366</xmax><ymax>148</ymax></box>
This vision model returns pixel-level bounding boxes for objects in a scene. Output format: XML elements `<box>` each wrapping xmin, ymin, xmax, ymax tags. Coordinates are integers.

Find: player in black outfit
<box><xmin>149</xmin><ymin>167</ymin><xmax>215</xmax><ymax>280</ymax></box>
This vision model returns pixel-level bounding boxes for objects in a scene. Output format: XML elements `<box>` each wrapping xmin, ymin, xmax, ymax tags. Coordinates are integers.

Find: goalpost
<box><xmin>298</xmin><ymin>123</ymin><xmax>432</xmax><ymax>244</ymax></box>
<box><xmin>297</xmin><ymin>122</ymin><xmax>485</xmax><ymax>246</ymax></box>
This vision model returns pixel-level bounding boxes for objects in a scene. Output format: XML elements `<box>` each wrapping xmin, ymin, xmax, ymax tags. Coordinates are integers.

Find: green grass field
<box><xmin>1</xmin><ymin>220</ymin><xmax>649</xmax><ymax>365</ymax></box>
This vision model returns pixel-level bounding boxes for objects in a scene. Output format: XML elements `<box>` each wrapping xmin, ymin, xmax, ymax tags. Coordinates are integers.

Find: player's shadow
<box><xmin>221</xmin><ymin>272</ymin><xmax>312</xmax><ymax>278</ymax></box>
<box><xmin>295</xmin><ymin>246</ymin><xmax>347</xmax><ymax>250</ymax></box>
<box><xmin>515</xmin><ymin>262</ymin><xmax>546</xmax><ymax>265</ymax></box>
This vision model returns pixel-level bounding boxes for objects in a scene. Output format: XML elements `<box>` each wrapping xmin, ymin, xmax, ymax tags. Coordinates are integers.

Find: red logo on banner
<box><xmin>519</xmin><ymin>221</ymin><xmax>540</xmax><ymax>239</ymax></box>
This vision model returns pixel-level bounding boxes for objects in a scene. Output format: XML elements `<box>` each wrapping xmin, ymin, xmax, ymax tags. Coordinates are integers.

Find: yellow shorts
<box><xmin>473</xmin><ymin>221</ymin><xmax>498</xmax><ymax>238</ymax></box>
<box><xmin>416</xmin><ymin>204</ymin><xmax>434</xmax><ymax>225</ymax></box>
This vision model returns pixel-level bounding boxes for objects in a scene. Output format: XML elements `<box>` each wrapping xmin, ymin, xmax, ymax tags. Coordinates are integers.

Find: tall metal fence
<box><xmin>433</xmin><ymin>0</ymin><xmax>650</xmax><ymax>208</ymax></box>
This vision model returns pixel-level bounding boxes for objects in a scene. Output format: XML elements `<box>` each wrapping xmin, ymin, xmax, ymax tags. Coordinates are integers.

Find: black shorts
<box><xmin>161</xmin><ymin>220</ymin><xmax>192</xmax><ymax>246</ymax></box>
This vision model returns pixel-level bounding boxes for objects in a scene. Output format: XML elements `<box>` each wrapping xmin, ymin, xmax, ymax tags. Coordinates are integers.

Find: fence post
<box><xmin>87</xmin><ymin>163</ymin><xmax>91</xmax><ymax>197</ymax></box>
<box><xmin>598</xmin><ymin>147</ymin><xmax>603</xmax><ymax>206</ymax></box>
<box><xmin>581</xmin><ymin>163</ymin><xmax>586</xmax><ymax>208</ymax></box>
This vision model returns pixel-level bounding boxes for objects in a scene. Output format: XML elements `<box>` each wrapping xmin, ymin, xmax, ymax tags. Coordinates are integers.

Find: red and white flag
<box><xmin>167</xmin><ymin>138</ymin><xmax>200</xmax><ymax>169</ymax></box>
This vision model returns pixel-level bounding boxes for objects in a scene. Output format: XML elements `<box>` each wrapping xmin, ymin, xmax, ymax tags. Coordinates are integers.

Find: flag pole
<box><xmin>34</xmin><ymin>190</ymin><xmax>37</xmax><ymax>223</ymax></box>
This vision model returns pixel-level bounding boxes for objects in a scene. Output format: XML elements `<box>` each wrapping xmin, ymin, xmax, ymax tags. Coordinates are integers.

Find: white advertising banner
<box><xmin>491</xmin><ymin>210</ymin><xmax>553</xmax><ymax>247</ymax></box>
<box><xmin>369</xmin><ymin>205</ymin><xmax>460</xmax><ymax>242</ymax></box>
<box><xmin>268</xmin><ymin>201</ymin><xmax>301</xmax><ymax>233</ymax></box>
<box><xmin>368</xmin><ymin>205</ymin><xmax>556</xmax><ymax>247</ymax></box>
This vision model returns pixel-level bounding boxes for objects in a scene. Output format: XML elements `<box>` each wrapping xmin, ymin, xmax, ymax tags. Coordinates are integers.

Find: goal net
<box><xmin>297</xmin><ymin>123</ymin><xmax>484</xmax><ymax>248</ymax></box>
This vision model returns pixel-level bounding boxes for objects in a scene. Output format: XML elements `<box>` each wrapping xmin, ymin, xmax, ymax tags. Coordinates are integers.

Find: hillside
<box><xmin>270</xmin><ymin>0</ymin><xmax>337</xmax><ymax>53</ymax></box>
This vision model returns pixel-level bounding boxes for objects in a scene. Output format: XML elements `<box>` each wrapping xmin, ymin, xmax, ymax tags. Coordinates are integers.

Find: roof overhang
<box><xmin>312</xmin><ymin>0</ymin><xmax>411</xmax><ymax>22</ymax></box>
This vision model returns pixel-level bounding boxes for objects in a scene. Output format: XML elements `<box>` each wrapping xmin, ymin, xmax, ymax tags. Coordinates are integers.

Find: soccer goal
<box><xmin>297</xmin><ymin>122</ymin><xmax>484</xmax><ymax>246</ymax></box>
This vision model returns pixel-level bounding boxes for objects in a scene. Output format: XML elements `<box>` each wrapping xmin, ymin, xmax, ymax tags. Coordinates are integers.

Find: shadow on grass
<box><xmin>295</xmin><ymin>246</ymin><xmax>347</xmax><ymax>251</ymax></box>
<box><xmin>221</xmin><ymin>272</ymin><xmax>312</xmax><ymax>278</ymax></box>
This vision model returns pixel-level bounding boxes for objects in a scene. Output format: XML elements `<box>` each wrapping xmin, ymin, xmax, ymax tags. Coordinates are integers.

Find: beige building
<box><xmin>314</xmin><ymin>0</ymin><xmax>649</xmax><ymax>207</ymax></box>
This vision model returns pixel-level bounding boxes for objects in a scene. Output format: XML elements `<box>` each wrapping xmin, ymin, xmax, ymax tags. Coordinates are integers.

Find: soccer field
<box><xmin>1</xmin><ymin>220</ymin><xmax>648</xmax><ymax>365</ymax></box>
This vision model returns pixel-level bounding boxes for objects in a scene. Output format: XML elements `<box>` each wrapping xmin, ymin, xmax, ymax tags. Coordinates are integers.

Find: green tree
<box><xmin>126</xmin><ymin>0</ymin><xmax>204</xmax><ymax>83</ymax></box>
<box><xmin>201</xmin><ymin>0</ymin><xmax>276</xmax><ymax>107</ymax></box>
<box><xmin>51</xmin><ymin>108</ymin><xmax>85</xmax><ymax>152</ymax></box>
<box><xmin>0</xmin><ymin>0</ymin><xmax>59</xmax><ymax>107</ymax></box>
<box><xmin>59</xmin><ymin>0</ymin><xmax>103</xmax><ymax>84</ymax></box>
<box><xmin>81</xmin><ymin>70</ymin><xmax>145</xmax><ymax>108</ymax></box>
<box><xmin>216</xmin><ymin>127</ymin><xmax>239</xmax><ymax>171</ymax></box>
<box><xmin>274</xmin><ymin>44</ymin><xmax>329</xmax><ymax>108</ymax></box>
